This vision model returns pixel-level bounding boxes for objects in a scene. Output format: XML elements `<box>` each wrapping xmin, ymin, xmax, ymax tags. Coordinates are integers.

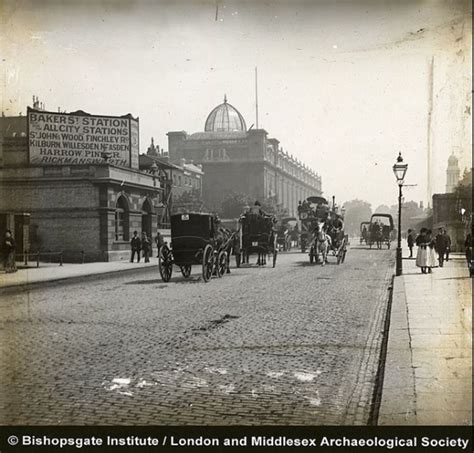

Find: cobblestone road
<box><xmin>0</xmin><ymin>245</ymin><xmax>394</xmax><ymax>425</ymax></box>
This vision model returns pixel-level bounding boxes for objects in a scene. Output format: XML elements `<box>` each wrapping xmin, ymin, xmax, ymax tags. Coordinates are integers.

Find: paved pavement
<box><xmin>0</xmin><ymin>260</ymin><xmax>156</xmax><ymax>289</ymax></box>
<box><xmin>378</xmin><ymin>253</ymin><xmax>472</xmax><ymax>425</ymax></box>
<box><xmin>0</xmin><ymin>246</ymin><xmax>394</xmax><ymax>425</ymax></box>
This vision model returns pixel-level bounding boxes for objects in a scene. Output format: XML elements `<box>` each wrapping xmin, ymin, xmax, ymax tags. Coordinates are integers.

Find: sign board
<box><xmin>27</xmin><ymin>108</ymin><xmax>139</xmax><ymax>167</ymax></box>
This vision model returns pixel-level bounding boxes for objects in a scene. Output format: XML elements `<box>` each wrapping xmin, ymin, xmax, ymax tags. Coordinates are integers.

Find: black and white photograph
<box><xmin>0</xmin><ymin>0</ymin><xmax>472</xmax><ymax>450</ymax></box>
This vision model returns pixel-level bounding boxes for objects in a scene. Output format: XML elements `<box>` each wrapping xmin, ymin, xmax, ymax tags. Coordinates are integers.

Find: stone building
<box><xmin>445</xmin><ymin>153</ymin><xmax>461</xmax><ymax>193</ymax></box>
<box><xmin>0</xmin><ymin>106</ymin><xmax>163</xmax><ymax>262</ymax></box>
<box><xmin>167</xmin><ymin>96</ymin><xmax>322</xmax><ymax>216</ymax></box>
<box><xmin>139</xmin><ymin>138</ymin><xmax>204</xmax><ymax>226</ymax></box>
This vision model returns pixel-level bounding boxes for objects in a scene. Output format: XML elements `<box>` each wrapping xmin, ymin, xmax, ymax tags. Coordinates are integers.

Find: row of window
<box><xmin>172</xmin><ymin>174</ymin><xmax>201</xmax><ymax>189</ymax></box>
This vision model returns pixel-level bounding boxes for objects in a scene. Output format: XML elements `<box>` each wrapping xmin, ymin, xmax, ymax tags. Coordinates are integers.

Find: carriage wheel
<box><xmin>272</xmin><ymin>249</ymin><xmax>277</xmax><ymax>268</ymax></box>
<box><xmin>216</xmin><ymin>251</ymin><xmax>227</xmax><ymax>278</ymax></box>
<box><xmin>158</xmin><ymin>245</ymin><xmax>173</xmax><ymax>282</ymax></box>
<box><xmin>180</xmin><ymin>264</ymin><xmax>192</xmax><ymax>278</ymax></box>
<box><xmin>235</xmin><ymin>253</ymin><xmax>241</xmax><ymax>268</ymax></box>
<box><xmin>202</xmin><ymin>244</ymin><xmax>214</xmax><ymax>282</ymax></box>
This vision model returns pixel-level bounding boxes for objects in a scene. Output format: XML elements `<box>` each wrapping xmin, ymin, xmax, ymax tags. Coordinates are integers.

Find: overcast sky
<box><xmin>2</xmin><ymin>0</ymin><xmax>472</xmax><ymax>209</ymax></box>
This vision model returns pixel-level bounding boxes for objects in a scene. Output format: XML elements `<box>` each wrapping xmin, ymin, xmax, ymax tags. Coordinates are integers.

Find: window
<box><xmin>115</xmin><ymin>196</ymin><xmax>129</xmax><ymax>241</ymax></box>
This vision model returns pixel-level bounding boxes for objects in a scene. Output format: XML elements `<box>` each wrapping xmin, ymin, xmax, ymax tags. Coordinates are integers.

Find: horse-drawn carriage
<box><xmin>297</xmin><ymin>196</ymin><xmax>348</xmax><ymax>265</ymax></box>
<box><xmin>308</xmin><ymin>215</ymin><xmax>348</xmax><ymax>265</ymax></box>
<box><xmin>276</xmin><ymin>217</ymin><xmax>297</xmax><ymax>251</ymax></box>
<box><xmin>298</xmin><ymin>196</ymin><xmax>329</xmax><ymax>253</ymax></box>
<box><xmin>158</xmin><ymin>212</ymin><xmax>235</xmax><ymax>282</ymax></box>
<box><xmin>368</xmin><ymin>213</ymin><xmax>394</xmax><ymax>249</ymax></box>
<box><xmin>238</xmin><ymin>208</ymin><xmax>278</xmax><ymax>267</ymax></box>
<box><xmin>360</xmin><ymin>221</ymin><xmax>370</xmax><ymax>244</ymax></box>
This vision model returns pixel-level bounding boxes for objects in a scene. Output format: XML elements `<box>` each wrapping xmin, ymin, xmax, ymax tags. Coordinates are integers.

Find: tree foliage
<box><xmin>219</xmin><ymin>192</ymin><xmax>250</xmax><ymax>218</ymax></box>
<box><xmin>172</xmin><ymin>189</ymin><xmax>207</xmax><ymax>213</ymax></box>
<box><xmin>342</xmin><ymin>199</ymin><xmax>372</xmax><ymax>237</ymax></box>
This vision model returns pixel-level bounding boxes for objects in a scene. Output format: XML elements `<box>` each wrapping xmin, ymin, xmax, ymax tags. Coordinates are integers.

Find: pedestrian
<box><xmin>434</xmin><ymin>227</ymin><xmax>448</xmax><ymax>267</ymax></box>
<box><xmin>465</xmin><ymin>232</ymin><xmax>472</xmax><ymax>266</ymax></box>
<box><xmin>130</xmin><ymin>230</ymin><xmax>141</xmax><ymax>263</ymax></box>
<box><xmin>3</xmin><ymin>230</ymin><xmax>17</xmax><ymax>273</ymax></box>
<box><xmin>155</xmin><ymin>231</ymin><xmax>164</xmax><ymax>257</ymax></box>
<box><xmin>415</xmin><ymin>228</ymin><xmax>429</xmax><ymax>274</ymax></box>
<box><xmin>444</xmin><ymin>228</ymin><xmax>451</xmax><ymax>262</ymax></box>
<box><xmin>407</xmin><ymin>229</ymin><xmax>414</xmax><ymax>258</ymax></box>
<box><xmin>426</xmin><ymin>229</ymin><xmax>437</xmax><ymax>273</ymax></box>
<box><xmin>141</xmin><ymin>232</ymin><xmax>151</xmax><ymax>263</ymax></box>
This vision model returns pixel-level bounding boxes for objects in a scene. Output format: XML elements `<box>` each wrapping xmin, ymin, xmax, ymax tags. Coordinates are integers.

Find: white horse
<box><xmin>315</xmin><ymin>222</ymin><xmax>332</xmax><ymax>266</ymax></box>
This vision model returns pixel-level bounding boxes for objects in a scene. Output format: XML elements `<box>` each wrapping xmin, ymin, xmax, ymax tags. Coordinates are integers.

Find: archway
<box><xmin>115</xmin><ymin>195</ymin><xmax>129</xmax><ymax>241</ymax></box>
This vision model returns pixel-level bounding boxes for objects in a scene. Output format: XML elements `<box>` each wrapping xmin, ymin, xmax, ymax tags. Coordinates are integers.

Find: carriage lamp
<box><xmin>392</xmin><ymin>152</ymin><xmax>408</xmax><ymax>276</ymax></box>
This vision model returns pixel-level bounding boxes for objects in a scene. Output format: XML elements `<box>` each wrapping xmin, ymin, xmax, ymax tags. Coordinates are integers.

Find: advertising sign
<box><xmin>27</xmin><ymin>108</ymin><xmax>138</xmax><ymax>167</ymax></box>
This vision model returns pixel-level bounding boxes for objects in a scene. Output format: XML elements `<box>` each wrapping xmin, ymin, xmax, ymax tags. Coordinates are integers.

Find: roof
<box><xmin>204</xmin><ymin>96</ymin><xmax>247</xmax><ymax>132</ymax></box>
<box><xmin>139</xmin><ymin>153</ymin><xmax>177</xmax><ymax>170</ymax></box>
<box><xmin>188</xmin><ymin>131</ymin><xmax>248</xmax><ymax>141</ymax></box>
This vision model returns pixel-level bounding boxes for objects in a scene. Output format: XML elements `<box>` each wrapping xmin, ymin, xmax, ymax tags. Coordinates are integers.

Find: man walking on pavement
<box><xmin>444</xmin><ymin>228</ymin><xmax>452</xmax><ymax>262</ymax></box>
<box><xmin>434</xmin><ymin>227</ymin><xmax>448</xmax><ymax>267</ymax></box>
<box><xmin>407</xmin><ymin>229</ymin><xmax>414</xmax><ymax>258</ymax></box>
<box><xmin>141</xmin><ymin>231</ymin><xmax>151</xmax><ymax>263</ymax></box>
<box><xmin>130</xmin><ymin>230</ymin><xmax>141</xmax><ymax>263</ymax></box>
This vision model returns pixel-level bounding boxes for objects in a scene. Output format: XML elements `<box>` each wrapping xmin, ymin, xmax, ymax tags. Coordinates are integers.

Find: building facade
<box><xmin>0</xmin><ymin>107</ymin><xmax>163</xmax><ymax>262</ymax></box>
<box><xmin>167</xmin><ymin>97</ymin><xmax>322</xmax><ymax>216</ymax></box>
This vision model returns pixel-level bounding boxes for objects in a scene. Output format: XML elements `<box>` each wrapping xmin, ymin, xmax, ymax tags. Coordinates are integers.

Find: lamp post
<box><xmin>393</xmin><ymin>152</ymin><xmax>408</xmax><ymax>276</ymax></box>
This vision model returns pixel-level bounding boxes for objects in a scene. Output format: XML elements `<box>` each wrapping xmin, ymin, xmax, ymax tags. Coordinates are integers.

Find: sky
<box><xmin>1</xmin><ymin>0</ymin><xmax>472</xmax><ymax>209</ymax></box>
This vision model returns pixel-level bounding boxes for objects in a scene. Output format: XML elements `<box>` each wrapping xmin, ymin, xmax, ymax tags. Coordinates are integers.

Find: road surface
<box><xmin>0</xmin><ymin>244</ymin><xmax>394</xmax><ymax>425</ymax></box>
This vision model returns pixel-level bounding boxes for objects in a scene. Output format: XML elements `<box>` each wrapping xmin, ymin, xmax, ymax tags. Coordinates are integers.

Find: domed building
<box><xmin>204</xmin><ymin>96</ymin><xmax>247</xmax><ymax>132</ymax></box>
<box><xmin>167</xmin><ymin>96</ymin><xmax>322</xmax><ymax>215</ymax></box>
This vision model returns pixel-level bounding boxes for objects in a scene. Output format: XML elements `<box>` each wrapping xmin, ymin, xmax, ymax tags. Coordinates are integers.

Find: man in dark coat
<box><xmin>407</xmin><ymin>229</ymin><xmax>414</xmax><ymax>258</ymax></box>
<box><xmin>141</xmin><ymin>232</ymin><xmax>151</xmax><ymax>263</ymax></box>
<box><xmin>434</xmin><ymin>227</ymin><xmax>448</xmax><ymax>267</ymax></box>
<box><xmin>444</xmin><ymin>228</ymin><xmax>452</xmax><ymax>262</ymax></box>
<box><xmin>130</xmin><ymin>230</ymin><xmax>141</xmax><ymax>263</ymax></box>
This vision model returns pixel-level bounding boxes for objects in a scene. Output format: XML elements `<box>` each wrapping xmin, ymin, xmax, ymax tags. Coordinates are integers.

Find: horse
<box><xmin>314</xmin><ymin>222</ymin><xmax>331</xmax><ymax>266</ymax></box>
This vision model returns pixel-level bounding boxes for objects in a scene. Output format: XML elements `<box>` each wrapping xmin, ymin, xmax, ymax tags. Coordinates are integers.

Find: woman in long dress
<box><xmin>415</xmin><ymin>228</ymin><xmax>429</xmax><ymax>274</ymax></box>
<box><xmin>426</xmin><ymin>229</ymin><xmax>437</xmax><ymax>273</ymax></box>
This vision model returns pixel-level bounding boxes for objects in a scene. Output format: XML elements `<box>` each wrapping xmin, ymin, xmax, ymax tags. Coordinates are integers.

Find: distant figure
<box><xmin>141</xmin><ymin>232</ymin><xmax>151</xmax><ymax>263</ymax></box>
<box><xmin>444</xmin><ymin>228</ymin><xmax>452</xmax><ymax>262</ymax></box>
<box><xmin>3</xmin><ymin>230</ymin><xmax>17</xmax><ymax>273</ymax></box>
<box><xmin>407</xmin><ymin>229</ymin><xmax>414</xmax><ymax>258</ymax></box>
<box><xmin>426</xmin><ymin>229</ymin><xmax>437</xmax><ymax>272</ymax></box>
<box><xmin>130</xmin><ymin>231</ymin><xmax>141</xmax><ymax>263</ymax></box>
<box><xmin>362</xmin><ymin>225</ymin><xmax>368</xmax><ymax>244</ymax></box>
<box><xmin>434</xmin><ymin>227</ymin><xmax>448</xmax><ymax>267</ymax></box>
<box><xmin>155</xmin><ymin>231</ymin><xmax>164</xmax><ymax>256</ymax></box>
<box><xmin>464</xmin><ymin>232</ymin><xmax>471</xmax><ymax>267</ymax></box>
<box><xmin>415</xmin><ymin>228</ymin><xmax>429</xmax><ymax>274</ymax></box>
<box><xmin>251</xmin><ymin>200</ymin><xmax>265</xmax><ymax>215</ymax></box>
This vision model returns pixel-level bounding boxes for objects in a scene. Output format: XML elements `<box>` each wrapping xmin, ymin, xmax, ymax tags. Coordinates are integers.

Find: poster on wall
<box><xmin>27</xmin><ymin>108</ymin><xmax>138</xmax><ymax>167</ymax></box>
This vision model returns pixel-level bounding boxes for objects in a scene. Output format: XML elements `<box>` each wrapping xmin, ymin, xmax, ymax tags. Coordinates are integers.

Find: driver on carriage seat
<box><xmin>251</xmin><ymin>200</ymin><xmax>264</xmax><ymax>215</ymax></box>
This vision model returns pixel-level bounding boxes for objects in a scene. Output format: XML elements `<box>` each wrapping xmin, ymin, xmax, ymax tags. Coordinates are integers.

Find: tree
<box><xmin>259</xmin><ymin>196</ymin><xmax>289</xmax><ymax>219</ymax></box>
<box><xmin>342</xmin><ymin>199</ymin><xmax>372</xmax><ymax>237</ymax></box>
<box><xmin>374</xmin><ymin>204</ymin><xmax>392</xmax><ymax>214</ymax></box>
<box><xmin>219</xmin><ymin>192</ymin><xmax>251</xmax><ymax>218</ymax></box>
<box><xmin>172</xmin><ymin>189</ymin><xmax>207</xmax><ymax>213</ymax></box>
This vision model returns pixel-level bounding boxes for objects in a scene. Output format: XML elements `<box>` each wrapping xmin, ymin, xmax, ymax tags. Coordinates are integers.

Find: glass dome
<box><xmin>204</xmin><ymin>95</ymin><xmax>247</xmax><ymax>132</ymax></box>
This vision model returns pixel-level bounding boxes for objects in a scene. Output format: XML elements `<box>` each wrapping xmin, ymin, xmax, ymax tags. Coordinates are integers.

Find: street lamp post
<box><xmin>393</xmin><ymin>153</ymin><xmax>408</xmax><ymax>276</ymax></box>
